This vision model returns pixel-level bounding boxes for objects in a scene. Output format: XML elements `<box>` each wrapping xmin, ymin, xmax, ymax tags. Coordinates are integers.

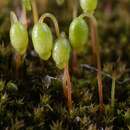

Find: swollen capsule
<box><xmin>80</xmin><ymin>0</ymin><xmax>97</xmax><ymax>14</ymax></box>
<box><xmin>53</xmin><ymin>34</ymin><xmax>71</xmax><ymax>69</ymax></box>
<box><xmin>69</xmin><ymin>17</ymin><xmax>88</xmax><ymax>53</ymax></box>
<box><xmin>10</xmin><ymin>13</ymin><xmax>28</xmax><ymax>55</ymax></box>
<box><xmin>32</xmin><ymin>22</ymin><xmax>53</xmax><ymax>60</ymax></box>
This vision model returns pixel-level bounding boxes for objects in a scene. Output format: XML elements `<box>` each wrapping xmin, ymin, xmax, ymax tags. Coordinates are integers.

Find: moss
<box><xmin>0</xmin><ymin>0</ymin><xmax>130</xmax><ymax>129</ymax></box>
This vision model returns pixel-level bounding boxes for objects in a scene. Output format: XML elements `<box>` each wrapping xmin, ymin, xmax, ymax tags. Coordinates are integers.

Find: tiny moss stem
<box><xmin>63</xmin><ymin>64</ymin><xmax>72</xmax><ymax>113</ymax></box>
<box><xmin>22</xmin><ymin>3</ymin><xmax>28</xmax><ymax>28</ymax></box>
<box><xmin>72</xmin><ymin>0</ymin><xmax>78</xmax><ymax>72</ymax></box>
<box><xmin>63</xmin><ymin>68</ymin><xmax>68</xmax><ymax>99</ymax></box>
<box><xmin>89</xmin><ymin>15</ymin><xmax>104</xmax><ymax>112</ymax></box>
<box><xmin>39</xmin><ymin>13</ymin><xmax>60</xmax><ymax>38</ymax></box>
<box><xmin>15</xmin><ymin>53</ymin><xmax>22</xmax><ymax>76</ymax></box>
<box><xmin>111</xmin><ymin>75</ymin><xmax>116</xmax><ymax>110</ymax></box>
<box><xmin>77</xmin><ymin>13</ymin><xmax>104</xmax><ymax>112</ymax></box>
<box><xmin>31</xmin><ymin>0</ymin><xmax>38</xmax><ymax>24</ymax></box>
<box><xmin>73</xmin><ymin>0</ymin><xmax>78</xmax><ymax>19</ymax></box>
<box><xmin>72</xmin><ymin>50</ymin><xmax>78</xmax><ymax>72</ymax></box>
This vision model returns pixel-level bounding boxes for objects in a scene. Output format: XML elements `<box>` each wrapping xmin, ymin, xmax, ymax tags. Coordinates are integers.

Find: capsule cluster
<box><xmin>10</xmin><ymin>0</ymin><xmax>97</xmax><ymax>69</ymax></box>
<box><xmin>10</xmin><ymin>12</ymin><xmax>71</xmax><ymax>70</ymax></box>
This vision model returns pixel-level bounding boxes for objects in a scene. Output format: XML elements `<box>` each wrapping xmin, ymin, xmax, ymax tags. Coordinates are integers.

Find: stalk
<box><xmin>31</xmin><ymin>0</ymin><xmax>38</xmax><ymax>24</ymax></box>
<box><xmin>111</xmin><ymin>74</ymin><xmax>116</xmax><ymax>110</ymax></box>
<box><xmin>22</xmin><ymin>2</ymin><xmax>28</xmax><ymax>28</ymax></box>
<box><xmin>63</xmin><ymin>67</ymin><xmax>68</xmax><ymax>99</ymax></box>
<box><xmin>66</xmin><ymin>0</ymin><xmax>76</xmax><ymax>109</ymax></box>
<box><xmin>72</xmin><ymin>0</ymin><xmax>78</xmax><ymax>19</ymax></box>
<box><xmin>72</xmin><ymin>50</ymin><xmax>78</xmax><ymax>72</ymax></box>
<box><xmin>63</xmin><ymin>64</ymin><xmax>72</xmax><ymax>112</ymax></box>
<box><xmin>39</xmin><ymin>13</ymin><xmax>60</xmax><ymax>37</ymax></box>
<box><xmin>79</xmin><ymin>13</ymin><xmax>104</xmax><ymax>112</ymax></box>
<box><xmin>72</xmin><ymin>0</ymin><xmax>78</xmax><ymax>72</ymax></box>
<box><xmin>15</xmin><ymin>53</ymin><xmax>22</xmax><ymax>75</ymax></box>
<box><xmin>89</xmin><ymin>15</ymin><xmax>104</xmax><ymax>112</ymax></box>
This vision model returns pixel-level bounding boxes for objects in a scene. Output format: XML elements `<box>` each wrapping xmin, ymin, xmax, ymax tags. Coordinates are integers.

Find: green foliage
<box><xmin>6</xmin><ymin>81</ymin><xmax>18</xmax><ymax>92</ymax></box>
<box><xmin>124</xmin><ymin>109</ymin><xmax>130</xmax><ymax>126</ymax></box>
<box><xmin>50</xmin><ymin>121</ymin><xmax>63</xmax><ymax>130</ymax></box>
<box><xmin>0</xmin><ymin>80</ymin><xmax>5</xmax><ymax>92</ymax></box>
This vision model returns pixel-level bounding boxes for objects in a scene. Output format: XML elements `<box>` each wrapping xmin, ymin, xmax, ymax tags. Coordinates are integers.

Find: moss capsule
<box><xmin>69</xmin><ymin>17</ymin><xmax>88</xmax><ymax>53</ymax></box>
<box><xmin>80</xmin><ymin>0</ymin><xmax>97</xmax><ymax>14</ymax></box>
<box><xmin>32</xmin><ymin>22</ymin><xmax>53</xmax><ymax>60</ymax></box>
<box><xmin>10</xmin><ymin>22</ymin><xmax>28</xmax><ymax>55</ymax></box>
<box><xmin>53</xmin><ymin>35</ymin><xmax>71</xmax><ymax>69</ymax></box>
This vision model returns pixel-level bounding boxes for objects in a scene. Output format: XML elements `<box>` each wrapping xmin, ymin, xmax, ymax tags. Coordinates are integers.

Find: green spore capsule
<box><xmin>32</xmin><ymin>22</ymin><xmax>53</xmax><ymax>60</ymax></box>
<box><xmin>53</xmin><ymin>34</ymin><xmax>71</xmax><ymax>69</ymax></box>
<box><xmin>80</xmin><ymin>0</ymin><xmax>97</xmax><ymax>14</ymax></box>
<box><xmin>10</xmin><ymin>16</ymin><xmax>28</xmax><ymax>55</ymax></box>
<box><xmin>69</xmin><ymin>17</ymin><xmax>88</xmax><ymax>53</ymax></box>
